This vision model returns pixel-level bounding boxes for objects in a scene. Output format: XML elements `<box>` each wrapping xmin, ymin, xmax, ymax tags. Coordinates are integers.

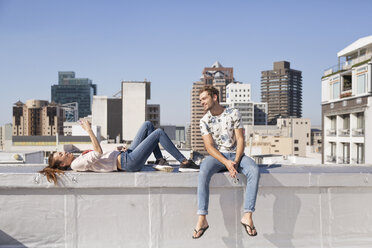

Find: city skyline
<box><xmin>1</xmin><ymin>0</ymin><xmax>371</xmax><ymax>127</ymax></box>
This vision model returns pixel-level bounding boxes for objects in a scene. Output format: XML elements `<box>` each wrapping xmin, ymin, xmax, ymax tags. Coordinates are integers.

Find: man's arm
<box><xmin>79</xmin><ymin>120</ymin><xmax>103</xmax><ymax>154</ymax></box>
<box><xmin>202</xmin><ymin>134</ymin><xmax>238</xmax><ymax>178</ymax></box>
<box><xmin>234</xmin><ymin>128</ymin><xmax>245</xmax><ymax>165</ymax></box>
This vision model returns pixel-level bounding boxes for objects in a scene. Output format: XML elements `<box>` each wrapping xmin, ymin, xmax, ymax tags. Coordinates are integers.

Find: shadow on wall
<box><xmin>218</xmin><ymin>165</ymin><xmax>301</xmax><ymax>248</ymax></box>
<box><xmin>0</xmin><ymin>230</ymin><xmax>27</xmax><ymax>247</ymax></box>
<box><xmin>220</xmin><ymin>175</ymin><xmax>244</xmax><ymax>248</ymax></box>
<box><xmin>261</xmin><ymin>165</ymin><xmax>301</xmax><ymax>248</ymax></box>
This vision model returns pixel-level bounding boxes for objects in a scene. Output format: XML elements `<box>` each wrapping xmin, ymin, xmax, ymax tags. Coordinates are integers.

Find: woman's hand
<box><xmin>79</xmin><ymin>119</ymin><xmax>92</xmax><ymax>132</ymax></box>
<box><xmin>79</xmin><ymin>119</ymin><xmax>103</xmax><ymax>154</ymax></box>
<box><xmin>117</xmin><ymin>145</ymin><xmax>128</xmax><ymax>152</ymax></box>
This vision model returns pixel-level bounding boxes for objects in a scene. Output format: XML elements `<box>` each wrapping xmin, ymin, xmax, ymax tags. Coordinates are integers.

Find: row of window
<box><xmin>330</xmin><ymin>72</ymin><xmax>367</xmax><ymax>100</ymax></box>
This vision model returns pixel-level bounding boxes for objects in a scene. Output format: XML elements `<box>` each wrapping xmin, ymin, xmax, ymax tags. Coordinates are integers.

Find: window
<box><xmin>342</xmin><ymin>75</ymin><xmax>352</xmax><ymax>91</ymax></box>
<box><xmin>332</xmin><ymin>81</ymin><xmax>340</xmax><ymax>99</ymax></box>
<box><xmin>330</xmin><ymin>116</ymin><xmax>336</xmax><ymax>130</ymax></box>
<box><xmin>357</xmin><ymin>74</ymin><xmax>366</xmax><ymax>94</ymax></box>
<box><xmin>294</xmin><ymin>147</ymin><xmax>299</xmax><ymax>151</ymax></box>
<box><xmin>294</xmin><ymin>139</ymin><xmax>299</xmax><ymax>144</ymax></box>
<box><xmin>357</xmin><ymin>143</ymin><xmax>364</xmax><ymax>164</ymax></box>
<box><xmin>331</xmin><ymin>142</ymin><xmax>336</xmax><ymax>156</ymax></box>
<box><xmin>343</xmin><ymin>114</ymin><xmax>350</xmax><ymax>129</ymax></box>
<box><xmin>357</xmin><ymin>112</ymin><xmax>364</xmax><ymax>129</ymax></box>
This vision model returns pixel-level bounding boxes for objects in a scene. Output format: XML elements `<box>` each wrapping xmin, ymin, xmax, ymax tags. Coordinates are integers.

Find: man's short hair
<box><xmin>199</xmin><ymin>85</ymin><xmax>220</xmax><ymax>102</ymax></box>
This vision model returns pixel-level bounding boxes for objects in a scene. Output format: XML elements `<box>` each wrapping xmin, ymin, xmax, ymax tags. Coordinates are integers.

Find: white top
<box><xmin>199</xmin><ymin>107</ymin><xmax>243</xmax><ymax>153</ymax></box>
<box><xmin>70</xmin><ymin>151</ymin><xmax>120</xmax><ymax>172</ymax></box>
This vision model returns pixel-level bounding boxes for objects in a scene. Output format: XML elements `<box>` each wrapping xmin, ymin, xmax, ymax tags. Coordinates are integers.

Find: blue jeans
<box><xmin>121</xmin><ymin>121</ymin><xmax>186</xmax><ymax>172</ymax></box>
<box><xmin>197</xmin><ymin>153</ymin><xmax>260</xmax><ymax>215</ymax></box>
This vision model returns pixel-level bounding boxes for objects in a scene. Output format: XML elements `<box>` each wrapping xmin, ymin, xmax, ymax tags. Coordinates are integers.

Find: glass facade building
<box><xmin>51</xmin><ymin>72</ymin><xmax>97</xmax><ymax>118</ymax></box>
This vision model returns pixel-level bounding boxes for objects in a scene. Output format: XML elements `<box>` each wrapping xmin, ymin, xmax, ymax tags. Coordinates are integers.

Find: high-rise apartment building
<box><xmin>191</xmin><ymin>61</ymin><xmax>232</xmax><ymax>153</ymax></box>
<box><xmin>261</xmin><ymin>61</ymin><xmax>302</xmax><ymax>125</ymax></box>
<box><xmin>321</xmin><ymin>35</ymin><xmax>372</xmax><ymax>164</ymax></box>
<box><xmin>51</xmin><ymin>71</ymin><xmax>97</xmax><ymax>118</ymax></box>
<box><xmin>12</xmin><ymin>100</ymin><xmax>64</xmax><ymax>136</ymax></box>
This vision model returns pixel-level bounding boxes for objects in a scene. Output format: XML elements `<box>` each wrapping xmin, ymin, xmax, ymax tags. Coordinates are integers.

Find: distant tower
<box><xmin>51</xmin><ymin>71</ymin><xmax>97</xmax><ymax>118</ymax></box>
<box><xmin>190</xmin><ymin>61</ymin><xmax>233</xmax><ymax>153</ymax></box>
<box><xmin>261</xmin><ymin>61</ymin><xmax>302</xmax><ymax>125</ymax></box>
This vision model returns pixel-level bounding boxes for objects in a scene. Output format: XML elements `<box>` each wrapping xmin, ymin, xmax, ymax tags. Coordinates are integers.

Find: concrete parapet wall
<box><xmin>1</xmin><ymin>165</ymin><xmax>372</xmax><ymax>248</ymax></box>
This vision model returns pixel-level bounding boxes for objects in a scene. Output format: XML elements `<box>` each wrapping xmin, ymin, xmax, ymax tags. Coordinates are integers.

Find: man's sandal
<box><xmin>192</xmin><ymin>225</ymin><xmax>209</xmax><ymax>239</ymax></box>
<box><xmin>241</xmin><ymin>222</ymin><xmax>257</xmax><ymax>236</ymax></box>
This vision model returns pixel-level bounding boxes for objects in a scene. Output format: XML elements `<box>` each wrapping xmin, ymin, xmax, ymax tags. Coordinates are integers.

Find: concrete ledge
<box><xmin>1</xmin><ymin>165</ymin><xmax>372</xmax><ymax>188</ymax></box>
<box><xmin>1</xmin><ymin>165</ymin><xmax>372</xmax><ymax>247</ymax></box>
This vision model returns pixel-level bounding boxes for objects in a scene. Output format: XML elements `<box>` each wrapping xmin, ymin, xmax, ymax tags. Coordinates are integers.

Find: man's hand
<box><xmin>225</xmin><ymin>160</ymin><xmax>238</xmax><ymax>178</ymax></box>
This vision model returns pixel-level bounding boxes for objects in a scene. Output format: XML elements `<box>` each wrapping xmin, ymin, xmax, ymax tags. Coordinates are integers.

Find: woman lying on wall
<box><xmin>40</xmin><ymin>120</ymin><xmax>199</xmax><ymax>184</ymax></box>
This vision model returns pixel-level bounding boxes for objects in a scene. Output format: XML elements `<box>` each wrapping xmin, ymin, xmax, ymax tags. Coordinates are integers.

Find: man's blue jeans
<box><xmin>122</xmin><ymin>121</ymin><xmax>186</xmax><ymax>171</ymax></box>
<box><xmin>197</xmin><ymin>153</ymin><xmax>260</xmax><ymax>215</ymax></box>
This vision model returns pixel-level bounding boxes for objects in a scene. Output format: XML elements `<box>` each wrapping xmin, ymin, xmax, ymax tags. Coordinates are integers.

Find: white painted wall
<box><xmin>226</xmin><ymin>83</ymin><xmax>251</xmax><ymax>103</ymax></box>
<box><xmin>122</xmin><ymin>82</ymin><xmax>147</xmax><ymax>141</ymax></box>
<box><xmin>1</xmin><ymin>165</ymin><xmax>372</xmax><ymax>248</ymax></box>
<box><xmin>321</xmin><ymin>77</ymin><xmax>330</xmax><ymax>103</ymax></box>
<box><xmin>92</xmin><ymin>96</ymin><xmax>108</xmax><ymax>139</ymax></box>
<box><xmin>365</xmin><ymin>97</ymin><xmax>372</xmax><ymax>163</ymax></box>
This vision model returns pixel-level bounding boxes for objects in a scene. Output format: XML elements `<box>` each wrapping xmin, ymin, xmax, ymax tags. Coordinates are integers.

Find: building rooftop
<box><xmin>337</xmin><ymin>35</ymin><xmax>372</xmax><ymax>57</ymax></box>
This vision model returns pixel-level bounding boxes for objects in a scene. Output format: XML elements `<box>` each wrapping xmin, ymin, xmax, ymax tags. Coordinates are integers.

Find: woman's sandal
<box><xmin>241</xmin><ymin>222</ymin><xmax>257</xmax><ymax>236</ymax></box>
<box><xmin>192</xmin><ymin>225</ymin><xmax>209</xmax><ymax>239</ymax></box>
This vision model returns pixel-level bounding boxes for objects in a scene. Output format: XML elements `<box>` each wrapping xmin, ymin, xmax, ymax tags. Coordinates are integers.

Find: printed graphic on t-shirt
<box><xmin>199</xmin><ymin>108</ymin><xmax>242</xmax><ymax>152</ymax></box>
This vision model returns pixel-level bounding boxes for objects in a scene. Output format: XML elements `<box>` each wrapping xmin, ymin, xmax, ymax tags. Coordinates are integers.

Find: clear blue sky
<box><xmin>1</xmin><ymin>0</ymin><xmax>371</xmax><ymax>127</ymax></box>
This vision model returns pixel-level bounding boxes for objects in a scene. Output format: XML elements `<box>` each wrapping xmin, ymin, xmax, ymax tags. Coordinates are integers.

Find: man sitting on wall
<box><xmin>192</xmin><ymin>85</ymin><xmax>260</xmax><ymax>239</ymax></box>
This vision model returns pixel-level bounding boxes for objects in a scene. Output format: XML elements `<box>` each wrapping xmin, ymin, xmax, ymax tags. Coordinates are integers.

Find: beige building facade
<box><xmin>246</xmin><ymin>117</ymin><xmax>311</xmax><ymax>157</ymax></box>
<box><xmin>12</xmin><ymin>100</ymin><xmax>64</xmax><ymax>136</ymax></box>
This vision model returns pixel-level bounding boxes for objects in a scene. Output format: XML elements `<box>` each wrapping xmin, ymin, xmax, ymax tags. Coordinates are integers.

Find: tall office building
<box><xmin>191</xmin><ymin>61</ymin><xmax>233</xmax><ymax>153</ymax></box>
<box><xmin>51</xmin><ymin>71</ymin><xmax>97</xmax><ymax>118</ymax></box>
<box><xmin>12</xmin><ymin>100</ymin><xmax>64</xmax><ymax>136</ymax></box>
<box><xmin>321</xmin><ymin>35</ymin><xmax>372</xmax><ymax>164</ymax></box>
<box><xmin>261</xmin><ymin>61</ymin><xmax>302</xmax><ymax>125</ymax></box>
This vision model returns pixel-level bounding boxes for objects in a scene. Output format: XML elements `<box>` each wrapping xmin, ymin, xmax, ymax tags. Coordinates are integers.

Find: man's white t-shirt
<box><xmin>199</xmin><ymin>107</ymin><xmax>243</xmax><ymax>153</ymax></box>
